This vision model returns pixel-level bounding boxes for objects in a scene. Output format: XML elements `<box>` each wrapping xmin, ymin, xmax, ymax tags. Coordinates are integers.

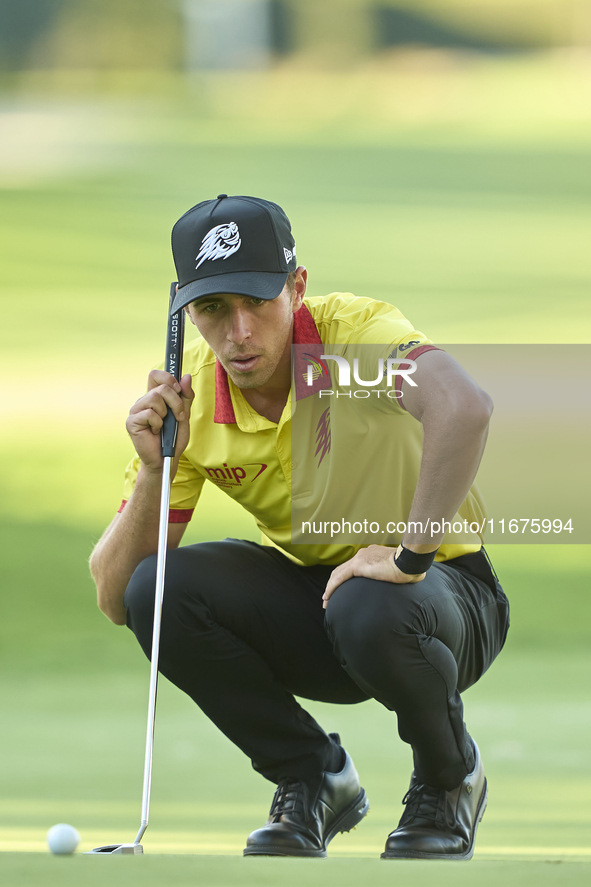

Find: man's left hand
<box><xmin>322</xmin><ymin>544</ymin><xmax>426</xmax><ymax>609</ymax></box>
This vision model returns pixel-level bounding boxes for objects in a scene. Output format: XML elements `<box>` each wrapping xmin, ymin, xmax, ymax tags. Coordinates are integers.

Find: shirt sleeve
<box><xmin>119</xmin><ymin>451</ymin><xmax>205</xmax><ymax>523</ymax></box>
<box><xmin>343</xmin><ymin>305</ymin><xmax>442</xmax><ymax>414</ymax></box>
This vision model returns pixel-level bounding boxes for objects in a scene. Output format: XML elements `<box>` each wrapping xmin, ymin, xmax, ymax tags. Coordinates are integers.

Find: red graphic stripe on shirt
<box><xmin>118</xmin><ymin>500</ymin><xmax>194</xmax><ymax>523</ymax></box>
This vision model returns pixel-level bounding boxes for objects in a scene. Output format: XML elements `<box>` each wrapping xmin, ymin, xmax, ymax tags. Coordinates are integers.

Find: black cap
<box><xmin>170</xmin><ymin>195</ymin><xmax>297</xmax><ymax>315</ymax></box>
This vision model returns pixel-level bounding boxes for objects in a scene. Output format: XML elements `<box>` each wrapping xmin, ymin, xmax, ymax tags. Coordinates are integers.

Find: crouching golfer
<box><xmin>90</xmin><ymin>194</ymin><xmax>509</xmax><ymax>860</ymax></box>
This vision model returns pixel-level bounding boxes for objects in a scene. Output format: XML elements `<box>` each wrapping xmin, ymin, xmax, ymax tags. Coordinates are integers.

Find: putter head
<box><xmin>85</xmin><ymin>843</ymin><xmax>143</xmax><ymax>855</ymax></box>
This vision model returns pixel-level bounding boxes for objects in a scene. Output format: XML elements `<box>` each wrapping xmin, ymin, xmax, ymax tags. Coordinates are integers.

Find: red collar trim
<box><xmin>214</xmin><ymin>361</ymin><xmax>236</xmax><ymax>424</ymax></box>
<box><xmin>293</xmin><ymin>301</ymin><xmax>322</xmax><ymax>347</ymax></box>
<box><xmin>213</xmin><ymin>302</ymin><xmax>323</xmax><ymax>424</ymax></box>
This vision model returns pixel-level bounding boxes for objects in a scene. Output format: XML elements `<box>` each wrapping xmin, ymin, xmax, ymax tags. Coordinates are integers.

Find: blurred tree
<box><xmin>0</xmin><ymin>0</ymin><xmax>65</xmax><ymax>69</ymax></box>
<box><xmin>284</xmin><ymin>0</ymin><xmax>581</xmax><ymax>57</ymax></box>
<box><xmin>373</xmin><ymin>5</ymin><xmax>530</xmax><ymax>53</ymax></box>
<box><xmin>372</xmin><ymin>0</ymin><xmax>581</xmax><ymax>49</ymax></box>
<box><xmin>25</xmin><ymin>0</ymin><xmax>292</xmax><ymax>72</ymax></box>
<box><xmin>286</xmin><ymin>0</ymin><xmax>373</xmax><ymax>64</ymax></box>
<box><xmin>27</xmin><ymin>0</ymin><xmax>183</xmax><ymax>70</ymax></box>
<box><xmin>269</xmin><ymin>0</ymin><xmax>293</xmax><ymax>54</ymax></box>
<box><xmin>0</xmin><ymin>0</ymin><xmax>582</xmax><ymax>73</ymax></box>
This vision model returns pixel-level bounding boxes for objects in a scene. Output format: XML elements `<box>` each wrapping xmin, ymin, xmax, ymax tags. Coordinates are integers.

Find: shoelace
<box><xmin>269</xmin><ymin>779</ymin><xmax>311</xmax><ymax>824</ymax></box>
<box><xmin>400</xmin><ymin>782</ymin><xmax>457</xmax><ymax>830</ymax></box>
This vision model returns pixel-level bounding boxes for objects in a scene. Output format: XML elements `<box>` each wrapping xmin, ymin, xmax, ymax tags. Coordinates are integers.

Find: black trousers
<box><xmin>124</xmin><ymin>540</ymin><xmax>510</xmax><ymax>791</ymax></box>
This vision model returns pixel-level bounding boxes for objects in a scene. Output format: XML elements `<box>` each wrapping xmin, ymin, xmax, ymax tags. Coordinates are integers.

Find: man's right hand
<box><xmin>126</xmin><ymin>370</ymin><xmax>194</xmax><ymax>472</ymax></box>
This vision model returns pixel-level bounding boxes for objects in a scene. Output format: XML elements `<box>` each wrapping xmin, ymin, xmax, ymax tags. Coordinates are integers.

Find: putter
<box><xmin>87</xmin><ymin>283</ymin><xmax>185</xmax><ymax>855</ymax></box>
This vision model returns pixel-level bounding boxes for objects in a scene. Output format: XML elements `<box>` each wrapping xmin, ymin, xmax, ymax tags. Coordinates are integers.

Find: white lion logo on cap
<box><xmin>196</xmin><ymin>222</ymin><xmax>241</xmax><ymax>269</ymax></box>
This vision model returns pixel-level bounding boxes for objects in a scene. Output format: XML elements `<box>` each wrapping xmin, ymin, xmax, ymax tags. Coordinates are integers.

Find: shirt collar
<box><xmin>214</xmin><ymin>301</ymin><xmax>323</xmax><ymax>424</ymax></box>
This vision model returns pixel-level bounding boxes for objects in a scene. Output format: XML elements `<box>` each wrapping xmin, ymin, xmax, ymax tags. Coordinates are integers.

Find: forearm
<box><xmin>89</xmin><ymin>467</ymin><xmax>166</xmax><ymax>625</ymax></box>
<box><xmin>403</xmin><ymin>403</ymin><xmax>491</xmax><ymax>552</ymax></box>
<box><xmin>91</xmin><ymin>370</ymin><xmax>194</xmax><ymax>624</ymax></box>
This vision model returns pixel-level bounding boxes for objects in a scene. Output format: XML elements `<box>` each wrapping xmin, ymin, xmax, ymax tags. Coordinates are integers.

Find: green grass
<box><xmin>1</xmin><ymin>653</ymin><xmax>591</xmax><ymax>856</ymax></box>
<box><xmin>1</xmin><ymin>857</ymin><xmax>590</xmax><ymax>887</ymax></box>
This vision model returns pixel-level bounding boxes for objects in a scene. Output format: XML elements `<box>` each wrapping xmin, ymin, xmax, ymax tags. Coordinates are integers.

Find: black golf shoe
<box><xmin>243</xmin><ymin>736</ymin><xmax>369</xmax><ymax>857</ymax></box>
<box><xmin>381</xmin><ymin>741</ymin><xmax>487</xmax><ymax>861</ymax></box>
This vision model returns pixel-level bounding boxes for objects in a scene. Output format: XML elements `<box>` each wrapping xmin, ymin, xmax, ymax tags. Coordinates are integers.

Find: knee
<box><xmin>124</xmin><ymin>548</ymin><xmax>191</xmax><ymax>631</ymax></box>
<box><xmin>124</xmin><ymin>547</ymin><xmax>215</xmax><ymax>654</ymax></box>
<box><xmin>325</xmin><ymin>579</ymin><xmax>387</xmax><ymax>657</ymax></box>
<box><xmin>123</xmin><ymin>554</ymin><xmax>159</xmax><ymax>642</ymax></box>
<box><xmin>325</xmin><ymin>577</ymin><xmax>424</xmax><ymax>665</ymax></box>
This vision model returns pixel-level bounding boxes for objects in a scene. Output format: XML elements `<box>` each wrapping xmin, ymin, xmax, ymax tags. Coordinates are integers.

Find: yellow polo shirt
<box><xmin>120</xmin><ymin>294</ymin><xmax>485</xmax><ymax>565</ymax></box>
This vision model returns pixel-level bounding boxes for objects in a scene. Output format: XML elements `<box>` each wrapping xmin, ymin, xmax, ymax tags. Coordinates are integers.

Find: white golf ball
<box><xmin>47</xmin><ymin>823</ymin><xmax>80</xmax><ymax>855</ymax></box>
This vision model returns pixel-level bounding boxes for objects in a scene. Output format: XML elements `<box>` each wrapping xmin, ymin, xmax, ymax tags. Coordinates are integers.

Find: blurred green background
<box><xmin>0</xmin><ymin>1</ymin><xmax>590</xmax><ymax>884</ymax></box>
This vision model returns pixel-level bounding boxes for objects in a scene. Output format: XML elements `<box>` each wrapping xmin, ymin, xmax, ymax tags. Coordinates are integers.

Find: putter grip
<box><xmin>161</xmin><ymin>282</ymin><xmax>185</xmax><ymax>458</ymax></box>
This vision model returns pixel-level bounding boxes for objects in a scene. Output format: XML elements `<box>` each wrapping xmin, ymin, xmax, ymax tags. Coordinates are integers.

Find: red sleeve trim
<box><xmin>117</xmin><ymin>500</ymin><xmax>194</xmax><ymax>523</ymax></box>
<box><xmin>396</xmin><ymin>345</ymin><xmax>443</xmax><ymax>411</ymax></box>
<box><xmin>406</xmin><ymin>345</ymin><xmax>442</xmax><ymax>362</ymax></box>
<box><xmin>168</xmin><ymin>508</ymin><xmax>195</xmax><ymax>523</ymax></box>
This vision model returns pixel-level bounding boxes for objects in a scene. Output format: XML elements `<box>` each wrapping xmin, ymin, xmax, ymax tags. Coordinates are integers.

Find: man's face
<box><xmin>185</xmin><ymin>272</ymin><xmax>305</xmax><ymax>391</ymax></box>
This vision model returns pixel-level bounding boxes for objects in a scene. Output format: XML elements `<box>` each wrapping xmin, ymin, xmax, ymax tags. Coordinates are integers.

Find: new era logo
<box><xmin>284</xmin><ymin>245</ymin><xmax>296</xmax><ymax>263</ymax></box>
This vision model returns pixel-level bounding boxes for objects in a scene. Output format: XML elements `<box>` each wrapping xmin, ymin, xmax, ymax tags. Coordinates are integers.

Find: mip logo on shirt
<box><xmin>205</xmin><ymin>462</ymin><xmax>267</xmax><ymax>487</ymax></box>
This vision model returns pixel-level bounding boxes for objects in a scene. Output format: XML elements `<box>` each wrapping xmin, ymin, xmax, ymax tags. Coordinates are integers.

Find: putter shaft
<box><xmin>134</xmin><ymin>454</ymin><xmax>173</xmax><ymax>846</ymax></box>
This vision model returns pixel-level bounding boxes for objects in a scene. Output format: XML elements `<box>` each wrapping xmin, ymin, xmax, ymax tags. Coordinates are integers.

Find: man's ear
<box><xmin>292</xmin><ymin>265</ymin><xmax>307</xmax><ymax>312</ymax></box>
